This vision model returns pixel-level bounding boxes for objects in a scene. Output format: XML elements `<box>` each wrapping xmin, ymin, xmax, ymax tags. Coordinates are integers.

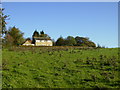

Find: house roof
<box><xmin>33</xmin><ymin>37</ymin><xmax>51</xmax><ymax>40</ymax></box>
<box><xmin>22</xmin><ymin>40</ymin><xmax>32</xmax><ymax>45</ymax></box>
<box><xmin>27</xmin><ymin>40</ymin><xmax>32</xmax><ymax>43</ymax></box>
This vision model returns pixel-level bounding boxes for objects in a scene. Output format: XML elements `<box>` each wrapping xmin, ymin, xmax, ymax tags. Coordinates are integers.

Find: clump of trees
<box><xmin>55</xmin><ymin>36</ymin><xmax>96</xmax><ymax>47</ymax></box>
<box><xmin>56</xmin><ymin>36</ymin><xmax>77</xmax><ymax>46</ymax></box>
<box><xmin>32</xmin><ymin>30</ymin><xmax>50</xmax><ymax>38</ymax></box>
<box><xmin>3</xmin><ymin>26</ymin><xmax>24</xmax><ymax>46</ymax></box>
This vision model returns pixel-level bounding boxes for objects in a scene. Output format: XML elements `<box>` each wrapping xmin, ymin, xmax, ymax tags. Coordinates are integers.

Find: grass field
<box><xmin>2</xmin><ymin>47</ymin><xmax>120</xmax><ymax>88</ymax></box>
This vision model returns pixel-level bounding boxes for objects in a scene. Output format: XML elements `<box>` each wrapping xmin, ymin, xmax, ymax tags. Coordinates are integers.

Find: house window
<box><xmin>47</xmin><ymin>40</ymin><xmax>51</xmax><ymax>42</ymax></box>
<box><xmin>41</xmin><ymin>40</ymin><xmax>45</xmax><ymax>42</ymax></box>
<box><xmin>36</xmin><ymin>40</ymin><xmax>40</xmax><ymax>42</ymax></box>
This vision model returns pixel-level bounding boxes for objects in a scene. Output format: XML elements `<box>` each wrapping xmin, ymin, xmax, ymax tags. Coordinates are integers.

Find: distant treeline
<box><xmin>54</xmin><ymin>36</ymin><xmax>96</xmax><ymax>47</ymax></box>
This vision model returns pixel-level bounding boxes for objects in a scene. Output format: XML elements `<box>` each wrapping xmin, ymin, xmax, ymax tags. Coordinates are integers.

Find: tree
<box><xmin>0</xmin><ymin>8</ymin><xmax>9</xmax><ymax>35</ymax></box>
<box><xmin>55</xmin><ymin>36</ymin><xmax>65</xmax><ymax>46</ymax></box>
<box><xmin>75</xmin><ymin>36</ymin><xmax>96</xmax><ymax>47</ymax></box>
<box><xmin>39</xmin><ymin>31</ymin><xmax>50</xmax><ymax>38</ymax></box>
<box><xmin>4</xmin><ymin>33</ymin><xmax>14</xmax><ymax>46</ymax></box>
<box><xmin>32</xmin><ymin>30</ymin><xmax>39</xmax><ymax>44</ymax></box>
<box><xmin>40</xmin><ymin>30</ymin><xmax>44</xmax><ymax>37</ymax></box>
<box><xmin>32</xmin><ymin>30</ymin><xmax>39</xmax><ymax>37</ymax></box>
<box><xmin>40</xmin><ymin>30</ymin><xmax>44</xmax><ymax>34</ymax></box>
<box><xmin>75</xmin><ymin>36</ymin><xmax>84</xmax><ymax>46</ymax></box>
<box><xmin>65</xmin><ymin>36</ymin><xmax>76</xmax><ymax>46</ymax></box>
<box><xmin>5</xmin><ymin>26</ymin><xmax>24</xmax><ymax>46</ymax></box>
<box><xmin>0</xmin><ymin>8</ymin><xmax>9</xmax><ymax>46</ymax></box>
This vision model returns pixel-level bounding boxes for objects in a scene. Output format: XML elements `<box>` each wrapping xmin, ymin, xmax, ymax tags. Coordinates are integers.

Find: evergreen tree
<box><xmin>32</xmin><ymin>30</ymin><xmax>39</xmax><ymax>37</ymax></box>
<box><xmin>40</xmin><ymin>30</ymin><xmax>50</xmax><ymax>38</ymax></box>
<box><xmin>40</xmin><ymin>30</ymin><xmax>44</xmax><ymax>34</ymax></box>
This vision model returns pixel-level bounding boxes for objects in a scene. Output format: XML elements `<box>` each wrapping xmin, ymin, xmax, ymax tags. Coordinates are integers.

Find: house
<box><xmin>33</xmin><ymin>37</ymin><xmax>53</xmax><ymax>46</ymax></box>
<box><xmin>22</xmin><ymin>30</ymin><xmax>53</xmax><ymax>46</ymax></box>
<box><xmin>22</xmin><ymin>40</ymin><xmax>34</xmax><ymax>46</ymax></box>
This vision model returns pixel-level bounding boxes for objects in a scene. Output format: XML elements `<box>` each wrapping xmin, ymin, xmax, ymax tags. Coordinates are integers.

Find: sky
<box><xmin>2</xmin><ymin>2</ymin><xmax>118</xmax><ymax>48</ymax></box>
<box><xmin>1</xmin><ymin>0</ymin><xmax>119</xmax><ymax>2</ymax></box>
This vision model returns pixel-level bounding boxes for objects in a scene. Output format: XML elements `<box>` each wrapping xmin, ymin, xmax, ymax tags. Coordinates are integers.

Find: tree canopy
<box><xmin>55</xmin><ymin>36</ymin><xmax>96</xmax><ymax>47</ymax></box>
<box><xmin>40</xmin><ymin>30</ymin><xmax>44</xmax><ymax>34</ymax></box>
<box><xmin>75</xmin><ymin>36</ymin><xmax>96</xmax><ymax>47</ymax></box>
<box><xmin>56</xmin><ymin>36</ymin><xmax>65</xmax><ymax>46</ymax></box>
<box><xmin>32</xmin><ymin>30</ymin><xmax>39</xmax><ymax>37</ymax></box>
<box><xmin>32</xmin><ymin>30</ymin><xmax>50</xmax><ymax>38</ymax></box>
<box><xmin>4</xmin><ymin>26</ymin><xmax>24</xmax><ymax>46</ymax></box>
<box><xmin>65</xmin><ymin>36</ymin><xmax>77</xmax><ymax>46</ymax></box>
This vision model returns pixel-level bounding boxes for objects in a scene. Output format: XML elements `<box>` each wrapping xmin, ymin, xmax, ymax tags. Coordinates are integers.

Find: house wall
<box><xmin>35</xmin><ymin>40</ymin><xmax>53</xmax><ymax>46</ymax></box>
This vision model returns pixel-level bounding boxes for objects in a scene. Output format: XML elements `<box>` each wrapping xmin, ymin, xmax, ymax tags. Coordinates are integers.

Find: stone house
<box><xmin>22</xmin><ymin>30</ymin><xmax>53</xmax><ymax>46</ymax></box>
<box><xmin>22</xmin><ymin>37</ymin><xmax>53</xmax><ymax>46</ymax></box>
<box><xmin>33</xmin><ymin>37</ymin><xmax>53</xmax><ymax>46</ymax></box>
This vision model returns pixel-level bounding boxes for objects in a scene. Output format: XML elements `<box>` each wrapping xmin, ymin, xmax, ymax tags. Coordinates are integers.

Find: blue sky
<box><xmin>2</xmin><ymin>2</ymin><xmax>118</xmax><ymax>48</ymax></box>
<box><xmin>2</xmin><ymin>0</ymin><xmax>119</xmax><ymax>2</ymax></box>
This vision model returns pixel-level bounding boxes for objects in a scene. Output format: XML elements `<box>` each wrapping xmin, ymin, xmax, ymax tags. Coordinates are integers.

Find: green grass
<box><xmin>2</xmin><ymin>47</ymin><xmax>120</xmax><ymax>88</ymax></box>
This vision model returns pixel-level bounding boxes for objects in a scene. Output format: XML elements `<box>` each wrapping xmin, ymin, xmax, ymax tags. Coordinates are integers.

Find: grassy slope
<box><xmin>2</xmin><ymin>47</ymin><xmax>120</xmax><ymax>88</ymax></box>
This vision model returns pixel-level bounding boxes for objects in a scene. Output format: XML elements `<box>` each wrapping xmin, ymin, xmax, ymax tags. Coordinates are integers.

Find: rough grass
<box><xmin>2</xmin><ymin>47</ymin><xmax>120</xmax><ymax>88</ymax></box>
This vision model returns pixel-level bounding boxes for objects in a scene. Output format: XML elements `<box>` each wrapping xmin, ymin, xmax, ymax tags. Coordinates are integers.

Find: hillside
<box><xmin>2</xmin><ymin>47</ymin><xmax>119</xmax><ymax>88</ymax></box>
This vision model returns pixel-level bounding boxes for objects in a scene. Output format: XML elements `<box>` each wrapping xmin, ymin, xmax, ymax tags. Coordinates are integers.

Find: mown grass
<box><xmin>2</xmin><ymin>47</ymin><xmax>120</xmax><ymax>88</ymax></box>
